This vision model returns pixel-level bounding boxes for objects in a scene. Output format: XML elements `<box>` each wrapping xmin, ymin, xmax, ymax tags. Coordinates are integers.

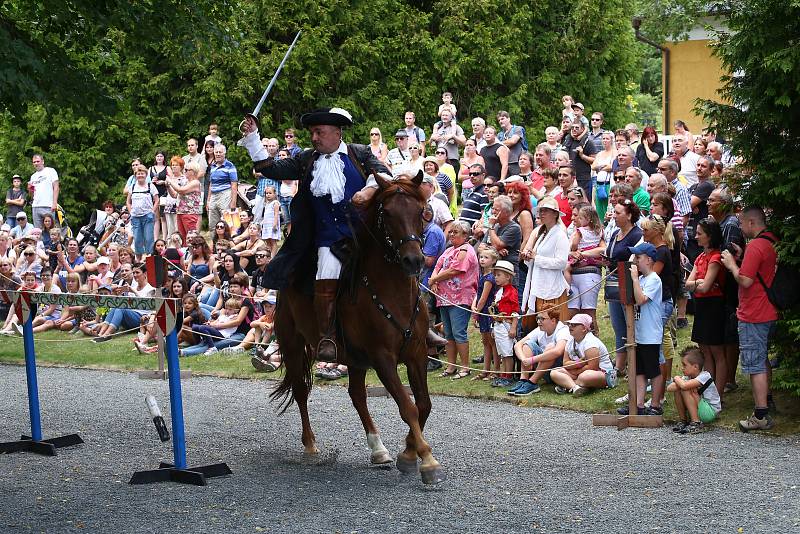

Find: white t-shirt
<box><xmin>30</xmin><ymin>167</ymin><xmax>59</xmax><ymax>208</ymax></box>
<box><xmin>129</xmin><ymin>183</ymin><xmax>159</xmax><ymax>217</ymax></box>
<box><xmin>694</xmin><ymin>370</ymin><xmax>722</xmax><ymax>413</ymax></box>
<box><xmin>521</xmin><ymin>321</ymin><xmax>570</xmax><ymax>349</ymax></box>
<box><xmin>566</xmin><ymin>332</ymin><xmax>613</xmax><ymax>373</ymax></box>
<box><xmin>679</xmin><ymin>150</ymin><xmax>701</xmax><ymax>185</ymax></box>
<box><xmin>43</xmin><ymin>283</ymin><xmax>62</xmax><ymax>315</ymax></box>
<box><xmin>427</xmin><ymin>196</ymin><xmax>453</xmax><ymax>231</ymax></box>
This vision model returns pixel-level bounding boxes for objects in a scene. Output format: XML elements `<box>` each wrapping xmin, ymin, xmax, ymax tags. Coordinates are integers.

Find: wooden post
<box><xmin>625</xmin><ymin>302</ymin><xmax>637</xmax><ymax>416</ymax></box>
<box><xmin>139</xmin><ymin>332</ymin><xmax>191</xmax><ymax>380</ymax></box>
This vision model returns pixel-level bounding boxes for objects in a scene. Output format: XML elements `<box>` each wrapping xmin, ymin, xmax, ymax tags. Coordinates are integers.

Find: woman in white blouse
<box><xmin>521</xmin><ymin>196</ymin><xmax>570</xmax><ymax>329</ymax></box>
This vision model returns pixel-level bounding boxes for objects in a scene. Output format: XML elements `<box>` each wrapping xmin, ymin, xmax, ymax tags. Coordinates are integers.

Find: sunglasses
<box><xmin>591</xmin><ymin>118</ymin><xmax>602</xmax><ymax>121</ymax></box>
<box><xmin>216</xmin><ymin>225</ymin><xmax>226</xmax><ymax>229</ymax></box>
<box><xmin>569</xmin><ymin>188</ymin><xmax>584</xmax><ymax>197</ymax></box>
<box><xmin>436</xmin><ymin>151</ymin><xmax>446</xmax><ymax>155</ymax></box>
<box><xmin>284</xmin><ymin>134</ymin><xmax>294</xmax><ymax>138</ymax></box>
<box><xmin>371</xmin><ymin>133</ymin><xmax>380</xmax><ymax>136</ymax></box>
<box><xmin>24</xmin><ymin>252</ymin><xmax>34</xmax><ymax>256</ymax></box>
<box><xmin>469</xmin><ymin>172</ymin><xmax>483</xmax><ymax>177</ymax></box>
<box><xmin>410</xmin><ymin>146</ymin><xmax>419</xmax><ymax>150</ymax></box>
<box><xmin>255</xmin><ymin>254</ymin><xmax>269</xmax><ymax>259</ymax></box>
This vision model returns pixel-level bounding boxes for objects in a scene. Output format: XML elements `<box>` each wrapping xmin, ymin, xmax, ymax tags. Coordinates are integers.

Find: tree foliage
<box><xmin>0</xmin><ymin>0</ymin><xmax>637</xmax><ymax>222</ymax></box>
<box><xmin>699</xmin><ymin>0</ymin><xmax>800</xmax><ymax>394</ymax></box>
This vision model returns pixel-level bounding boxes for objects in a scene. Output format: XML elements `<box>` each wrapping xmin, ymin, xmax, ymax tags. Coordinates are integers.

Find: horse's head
<box><xmin>372</xmin><ymin>171</ymin><xmax>426</xmax><ymax>277</ymax></box>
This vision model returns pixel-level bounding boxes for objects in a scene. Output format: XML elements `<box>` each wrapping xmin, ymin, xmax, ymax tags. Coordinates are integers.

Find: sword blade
<box><xmin>252</xmin><ymin>30</ymin><xmax>302</xmax><ymax>118</ymax></box>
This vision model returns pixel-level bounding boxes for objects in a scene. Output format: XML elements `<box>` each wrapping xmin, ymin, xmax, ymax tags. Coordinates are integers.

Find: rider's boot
<box><xmin>425</xmin><ymin>327</ymin><xmax>448</xmax><ymax>349</ymax></box>
<box><xmin>314</xmin><ymin>279</ymin><xmax>339</xmax><ymax>363</ymax></box>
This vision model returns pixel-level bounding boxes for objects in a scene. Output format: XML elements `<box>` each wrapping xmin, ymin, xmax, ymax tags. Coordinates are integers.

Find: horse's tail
<box><xmin>269</xmin><ymin>342</ymin><xmax>314</xmax><ymax>415</ymax></box>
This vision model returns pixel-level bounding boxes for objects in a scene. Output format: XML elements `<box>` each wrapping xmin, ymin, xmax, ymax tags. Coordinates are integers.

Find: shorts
<box><xmin>440</xmin><ymin>305</ymin><xmax>470</xmax><ymax>344</ymax></box>
<box><xmin>635</xmin><ymin>343</ymin><xmax>661</xmax><ymax>379</ymax></box>
<box><xmin>698</xmin><ymin>398</ymin><xmax>718</xmax><ymax>424</ymax></box>
<box><xmin>492</xmin><ymin>321</ymin><xmax>515</xmax><ymax>358</ymax></box>
<box><xmin>42</xmin><ymin>313</ymin><xmax>61</xmax><ymax>322</ymax></box>
<box><xmin>568</xmin><ymin>272</ymin><xmax>601</xmax><ymax>310</ymax></box>
<box><xmin>477</xmin><ymin>313</ymin><xmax>493</xmax><ymax>333</ymax></box>
<box><xmin>738</xmin><ymin>320</ymin><xmax>774</xmax><ymax>375</ymax></box>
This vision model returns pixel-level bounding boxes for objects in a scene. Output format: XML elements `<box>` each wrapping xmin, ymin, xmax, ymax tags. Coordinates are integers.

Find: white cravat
<box><xmin>310</xmin><ymin>142</ymin><xmax>348</xmax><ymax>204</ymax></box>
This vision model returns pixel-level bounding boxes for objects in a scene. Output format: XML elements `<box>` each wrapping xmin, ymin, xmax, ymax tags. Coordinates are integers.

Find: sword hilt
<box><xmin>239</xmin><ymin>113</ymin><xmax>260</xmax><ymax>135</ymax></box>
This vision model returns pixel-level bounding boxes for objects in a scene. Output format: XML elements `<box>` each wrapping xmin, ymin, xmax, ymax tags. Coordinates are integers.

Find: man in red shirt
<box><xmin>721</xmin><ymin>206</ymin><xmax>778</xmax><ymax>432</ymax></box>
<box><xmin>554</xmin><ymin>165</ymin><xmax>575</xmax><ymax>226</ymax></box>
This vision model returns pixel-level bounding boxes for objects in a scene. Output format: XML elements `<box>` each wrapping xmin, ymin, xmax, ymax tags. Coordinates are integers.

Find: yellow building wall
<box><xmin>663</xmin><ymin>39</ymin><xmax>727</xmax><ymax>135</ymax></box>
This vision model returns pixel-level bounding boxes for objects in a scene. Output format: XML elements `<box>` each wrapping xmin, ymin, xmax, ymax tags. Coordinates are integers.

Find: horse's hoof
<box><xmin>370</xmin><ymin>450</ymin><xmax>394</xmax><ymax>466</ymax></box>
<box><xmin>395</xmin><ymin>455</ymin><xmax>419</xmax><ymax>474</ymax></box>
<box><xmin>420</xmin><ymin>466</ymin><xmax>447</xmax><ymax>485</ymax></box>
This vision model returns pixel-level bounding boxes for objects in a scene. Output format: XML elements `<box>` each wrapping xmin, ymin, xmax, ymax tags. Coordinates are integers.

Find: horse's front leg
<box><xmin>372</xmin><ymin>351</ymin><xmax>445</xmax><ymax>485</ymax></box>
<box><xmin>347</xmin><ymin>367</ymin><xmax>393</xmax><ymax>465</ymax></box>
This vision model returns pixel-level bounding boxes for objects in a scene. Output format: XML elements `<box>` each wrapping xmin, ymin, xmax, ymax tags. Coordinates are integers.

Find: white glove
<box><xmin>237</xmin><ymin>130</ymin><xmax>268</xmax><ymax>162</ymax></box>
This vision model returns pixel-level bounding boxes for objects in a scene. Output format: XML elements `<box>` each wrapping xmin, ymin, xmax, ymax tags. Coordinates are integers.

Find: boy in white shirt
<box><xmin>509</xmin><ymin>309</ymin><xmax>570</xmax><ymax>396</ymax></box>
<box><xmin>668</xmin><ymin>346</ymin><xmax>722</xmax><ymax>434</ymax></box>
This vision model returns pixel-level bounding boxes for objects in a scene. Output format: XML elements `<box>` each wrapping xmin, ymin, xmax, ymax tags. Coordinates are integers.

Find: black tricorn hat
<box><xmin>300</xmin><ymin>107</ymin><xmax>353</xmax><ymax>128</ymax></box>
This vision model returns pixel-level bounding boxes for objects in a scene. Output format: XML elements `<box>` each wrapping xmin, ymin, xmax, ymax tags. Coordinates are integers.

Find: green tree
<box><xmin>699</xmin><ymin>0</ymin><xmax>800</xmax><ymax>393</ymax></box>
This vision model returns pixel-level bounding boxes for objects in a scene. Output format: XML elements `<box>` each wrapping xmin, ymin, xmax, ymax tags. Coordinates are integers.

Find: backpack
<box><xmin>515</xmin><ymin>125</ymin><xmax>528</xmax><ymax>152</ymax></box>
<box><xmin>754</xmin><ymin>234</ymin><xmax>800</xmax><ymax>311</ymax></box>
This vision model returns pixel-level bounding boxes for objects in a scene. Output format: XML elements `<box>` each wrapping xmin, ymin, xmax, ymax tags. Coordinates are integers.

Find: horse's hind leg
<box><xmin>372</xmin><ymin>353</ymin><xmax>445</xmax><ymax>484</ymax></box>
<box><xmin>347</xmin><ymin>367</ymin><xmax>393</xmax><ymax>465</ymax></box>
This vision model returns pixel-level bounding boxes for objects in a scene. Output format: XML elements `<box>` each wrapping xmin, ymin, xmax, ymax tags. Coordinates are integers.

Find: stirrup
<box><xmin>316</xmin><ymin>337</ymin><xmax>338</xmax><ymax>363</ymax></box>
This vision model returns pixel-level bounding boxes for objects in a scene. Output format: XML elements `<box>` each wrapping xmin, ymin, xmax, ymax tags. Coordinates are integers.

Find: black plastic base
<box><xmin>0</xmin><ymin>433</ymin><xmax>83</xmax><ymax>456</ymax></box>
<box><xmin>129</xmin><ymin>461</ymin><xmax>232</xmax><ymax>486</ymax></box>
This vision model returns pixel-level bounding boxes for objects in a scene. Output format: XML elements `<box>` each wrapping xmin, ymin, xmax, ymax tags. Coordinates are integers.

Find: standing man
<box><xmin>685</xmin><ymin>155</ymin><xmax>716</xmax><ymax>263</ymax></box>
<box><xmin>587</xmin><ymin>112</ymin><xmax>606</xmax><ymax>152</ymax></box>
<box><xmin>530</xmin><ymin>143</ymin><xmax>553</xmax><ymax>191</ymax></box>
<box><xmin>487</xmin><ymin>195</ymin><xmax>522</xmax><ymax>285</ymax></box>
<box><xmin>430</xmin><ymin>110</ymin><xmax>465</xmax><ymax>175</ymax></box>
<box><xmin>183</xmin><ymin>138</ymin><xmax>208</xmax><ymax>177</ymax></box>
<box><xmin>403</xmin><ymin>111</ymin><xmax>426</xmax><ymax>156</ymax></box>
<box><xmin>671</xmin><ymin>133</ymin><xmax>700</xmax><ymax>184</ymax></box>
<box><xmin>283</xmin><ymin>128</ymin><xmax>302</xmax><ymax>157</ymax></box>
<box><xmin>29</xmin><ymin>154</ymin><xmax>59</xmax><ymax>229</ymax></box>
<box><xmin>625</xmin><ymin>123</ymin><xmax>641</xmax><ymax>152</ymax></box>
<box><xmin>470</xmin><ymin>117</ymin><xmax>487</xmax><ymax>152</ymax></box>
<box><xmin>206</xmin><ymin>144</ymin><xmax>238</xmax><ymax>232</ymax></box>
<box><xmin>480</xmin><ymin>126</ymin><xmax>509</xmax><ymax>181</ymax></box>
<box><xmin>720</xmin><ymin>207</ymin><xmax>778</xmax><ymax>432</ymax></box>
<box><xmin>459</xmin><ymin>164</ymin><xmax>489</xmax><ymax>227</ymax></box>
<box><xmin>496</xmin><ymin>111</ymin><xmax>527</xmax><ymax>176</ymax></box>
<box><xmin>386</xmin><ymin>130</ymin><xmax>412</xmax><ymax>176</ymax></box>
<box><xmin>561</xmin><ymin>121</ymin><xmax>597</xmax><ymax>198</ymax></box>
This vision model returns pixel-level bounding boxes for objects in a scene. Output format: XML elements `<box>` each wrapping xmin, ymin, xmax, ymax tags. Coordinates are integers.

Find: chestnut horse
<box><xmin>270</xmin><ymin>172</ymin><xmax>445</xmax><ymax>484</ymax></box>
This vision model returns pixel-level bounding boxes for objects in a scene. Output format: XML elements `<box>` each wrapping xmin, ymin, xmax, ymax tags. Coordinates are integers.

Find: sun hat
<box><xmin>493</xmin><ymin>260</ymin><xmax>515</xmax><ymax>276</ymax></box>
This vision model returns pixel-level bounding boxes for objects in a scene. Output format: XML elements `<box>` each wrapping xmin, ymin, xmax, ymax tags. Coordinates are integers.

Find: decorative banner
<box><xmin>31</xmin><ymin>292</ymin><xmax>158</xmax><ymax>311</ymax></box>
<box><xmin>13</xmin><ymin>291</ymin><xmax>33</xmax><ymax>324</ymax></box>
<box><xmin>156</xmin><ymin>298</ymin><xmax>179</xmax><ymax>336</ymax></box>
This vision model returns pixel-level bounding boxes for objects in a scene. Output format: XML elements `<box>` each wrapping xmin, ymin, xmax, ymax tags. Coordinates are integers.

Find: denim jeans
<box><xmin>439</xmin><ymin>305</ymin><xmax>471</xmax><ymax>343</ymax></box>
<box><xmin>200</xmin><ymin>287</ymin><xmax>220</xmax><ymax>308</ymax></box>
<box><xmin>180</xmin><ymin>333</ymin><xmax>245</xmax><ymax>356</ymax></box>
<box><xmin>608</xmin><ymin>300</ymin><xmax>627</xmax><ymax>354</ymax></box>
<box><xmin>131</xmin><ymin>213</ymin><xmax>155</xmax><ymax>255</ymax></box>
<box><xmin>104</xmin><ymin>308</ymin><xmax>144</xmax><ymax>330</ymax></box>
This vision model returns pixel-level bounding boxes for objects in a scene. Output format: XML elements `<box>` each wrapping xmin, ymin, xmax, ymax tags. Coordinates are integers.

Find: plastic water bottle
<box><xmin>145</xmin><ymin>395</ymin><xmax>170</xmax><ymax>442</ymax></box>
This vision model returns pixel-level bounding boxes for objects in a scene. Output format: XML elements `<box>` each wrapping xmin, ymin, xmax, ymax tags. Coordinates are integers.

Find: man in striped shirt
<box><xmin>207</xmin><ymin>144</ymin><xmax>239</xmax><ymax>231</ymax></box>
<box><xmin>458</xmin><ymin>164</ymin><xmax>490</xmax><ymax>227</ymax></box>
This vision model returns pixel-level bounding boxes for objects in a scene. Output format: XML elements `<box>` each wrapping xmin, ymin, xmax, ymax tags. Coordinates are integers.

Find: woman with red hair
<box><xmin>505</xmin><ymin>180</ymin><xmax>534</xmax><ymax>307</ymax></box>
<box><xmin>636</xmin><ymin>126</ymin><xmax>664</xmax><ymax>176</ymax></box>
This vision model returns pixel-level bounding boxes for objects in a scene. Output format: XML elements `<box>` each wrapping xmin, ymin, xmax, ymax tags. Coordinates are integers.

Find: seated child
<box><xmin>0</xmin><ymin>270</ymin><xmax>37</xmax><ymax>335</ymax></box>
<box><xmin>668</xmin><ymin>346</ymin><xmax>722</xmax><ymax>434</ymax></box>
<box><xmin>191</xmin><ymin>297</ymin><xmax>242</xmax><ymax>355</ymax></box>
<box><xmin>489</xmin><ymin>260</ymin><xmax>518</xmax><ymax>387</ymax></box>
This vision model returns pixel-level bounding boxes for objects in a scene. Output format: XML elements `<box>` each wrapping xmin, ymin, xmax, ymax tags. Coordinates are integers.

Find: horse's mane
<box><xmin>361</xmin><ymin>176</ymin><xmax>426</xmax><ymax>228</ymax></box>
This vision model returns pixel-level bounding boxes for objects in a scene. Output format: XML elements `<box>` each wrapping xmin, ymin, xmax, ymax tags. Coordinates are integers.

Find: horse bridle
<box><xmin>374</xmin><ymin>186</ymin><xmax>424</xmax><ymax>264</ymax></box>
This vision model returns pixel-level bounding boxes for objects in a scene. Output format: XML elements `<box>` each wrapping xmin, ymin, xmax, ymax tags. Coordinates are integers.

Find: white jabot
<box><xmin>310</xmin><ymin>141</ymin><xmax>348</xmax><ymax>203</ymax></box>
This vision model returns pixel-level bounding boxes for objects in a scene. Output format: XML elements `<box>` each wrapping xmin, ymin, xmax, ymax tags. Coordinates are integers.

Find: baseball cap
<box><xmin>394</xmin><ymin>129</ymin><xmax>409</xmax><ymax>138</ymax></box>
<box><xmin>265</xmin><ymin>289</ymin><xmax>277</xmax><ymax>305</ymax></box>
<box><xmin>566</xmin><ymin>313</ymin><xmax>592</xmax><ymax>330</ymax></box>
<box><xmin>572</xmin><ymin>102</ymin><xmax>585</xmax><ymax>111</ymax></box>
<box><xmin>97</xmin><ymin>256</ymin><xmax>111</xmax><ymax>265</ymax></box>
<box><xmin>493</xmin><ymin>260</ymin><xmax>515</xmax><ymax>276</ymax></box>
<box><xmin>16</xmin><ymin>212</ymin><xmax>27</xmax><ymax>219</ymax></box>
<box><xmin>628</xmin><ymin>242</ymin><xmax>658</xmax><ymax>261</ymax></box>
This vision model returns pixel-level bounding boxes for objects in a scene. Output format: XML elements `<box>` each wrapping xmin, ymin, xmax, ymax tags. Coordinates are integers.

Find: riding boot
<box><xmin>425</xmin><ymin>328</ymin><xmax>448</xmax><ymax>349</ymax></box>
<box><xmin>314</xmin><ymin>279</ymin><xmax>339</xmax><ymax>363</ymax></box>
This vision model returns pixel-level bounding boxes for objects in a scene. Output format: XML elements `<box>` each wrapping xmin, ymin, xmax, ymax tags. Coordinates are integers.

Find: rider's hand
<box><xmin>242</xmin><ymin>116</ymin><xmax>258</xmax><ymax>135</ymax></box>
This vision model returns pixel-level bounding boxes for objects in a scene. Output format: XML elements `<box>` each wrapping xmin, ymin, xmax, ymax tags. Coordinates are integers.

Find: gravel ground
<box><xmin>1</xmin><ymin>365</ymin><xmax>799</xmax><ymax>533</ymax></box>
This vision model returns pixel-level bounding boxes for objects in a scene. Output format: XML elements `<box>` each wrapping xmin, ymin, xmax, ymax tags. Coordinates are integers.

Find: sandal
<box><xmin>451</xmin><ymin>370</ymin><xmax>471</xmax><ymax>380</ymax></box>
<box><xmin>440</xmin><ymin>369</ymin><xmax>457</xmax><ymax>377</ymax></box>
<box><xmin>471</xmin><ymin>372</ymin><xmax>490</xmax><ymax>381</ymax></box>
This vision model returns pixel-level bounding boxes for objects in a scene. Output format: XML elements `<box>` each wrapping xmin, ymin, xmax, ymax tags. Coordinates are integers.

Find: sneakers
<box><xmin>738</xmin><ymin>413</ymin><xmax>774</xmax><ymax>432</ymax></box>
<box><xmin>509</xmin><ymin>381</ymin><xmax>540</xmax><ymax>396</ymax></box>
<box><xmin>617</xmin><ymin>405</ymin><xmax>646</xmax><ymax>416</ymax></box>
<box><xmin>93</xmin><ymin>335</ymin><xmax>111</xmax><ymax>343</ymax></box>
<box><xmin>645</xmin><ymin>405</ymin><xmax>663</xmax><ymax>416</ymax></box>
<box><xmin>614</xmin><ymin>393</ymin><xmax>629</xmax><ymax>404</ymax></box>
<box><xmin>572</xmin><ymin>386</ymin><xmax>591</xmax><ymax>397</ymax></box>
<box><xmin>506</xmin><ymin>380</ymin><xmax>528</xmax><ymax>394</ymax></box>
<box><xmin>68</xmin><ymin>325</ymin><xmax>80</xmax><ymax>334</ymax></box>
<box><xmin>204</xmin><ymin>347</ymin><xmax>218</xmax><ymax>355</ymax></box>
<box><xmin>554</xmin><ymin>386</ymin><xmax>570</xmax><ymax>395</ymax></box>
<box><xmin>491</xmin><ymin>377</ymin><xmax>514</xmax><ymax>388</ymax></box>
<box><xmin>471</xmin><ymin>355</ymin><xmax>484</xmax><ymax>364</ymax></box>
<box><xmin>677</xmin><ymin>318</ymin><xmax>689</xmax><ymax>329</ymax></box>
<box><xmin>14</xmin><ymin>323</ymin><xmax>24</xmax><ymax>336</ymax></box>
<box><xmin>672</xmin><ymin>421</ymin><xmax>689</xmax><ymax>433</ymax></box>
<box><xmin>681</xmin><ymin>421</ymin><xmax>705</xmax><ymax>434</ymax></box>
<box><xmin>221</xmin><ymin>346</ymin><xmax>245</xmax><ymax>355</ymax></box>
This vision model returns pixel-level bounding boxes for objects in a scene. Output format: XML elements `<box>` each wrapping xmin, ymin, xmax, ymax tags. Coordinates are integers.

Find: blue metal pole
<box><xmin>164</xmin><ymin>328</ymin><xmax>187</xmax><ymax>469</ymax></box>
<box><xmin>22</xmin><ymin>311</ymin><xmax>42</xmax><ymax>442</ymax></box>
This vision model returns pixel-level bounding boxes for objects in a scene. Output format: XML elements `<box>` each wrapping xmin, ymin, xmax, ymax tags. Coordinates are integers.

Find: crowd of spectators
<box><xmin>1</xmin><ymin>93</ymin><xmax>782</xmax><ymax>430</ymax></box>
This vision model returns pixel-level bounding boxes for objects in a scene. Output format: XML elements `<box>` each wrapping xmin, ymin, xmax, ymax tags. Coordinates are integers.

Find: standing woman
<box><xmin>506</xmin><ymin>180</ymin><xmax>534</xmax><ymax>303</ymax></box>
<box><xmin>520</xmin><ymin>197</ymin><xmax>570</xmax><ymax>331</ymax></box>
<box><xmin>605</xmin><ymin>199</ymin><xmax>643</xmax><ymax>375</ymax></box>
<box><xmin>162</xmin><ymin>156</ymin><xmax>183</xmax><ymax>239</ymax></box>
<box><xmin>673</xmin><ymin>120</ymin><xmax>694</xmax><ymax>148</ymax></box>
<box><xmin>167</xmin><ymin>160</ymin><xmax>203</xmax><ymax>240</ymax></box>
<box><xmin>368</xmin><ymin>128</ymin><xmax>388</xmax><ymax>163</ymax></box>
<box><xmin>127</xmin><ymin>164</ymin><xmax>160</xmax><ymax>262</ymax></box>
<box><xmin>148</xmin><ymin>151</ymin><xmax>168</xmax><ymax>241</ymax></box>
<box><xmin>428</xmin><ymin>222</ymin><xmax>479</xmax><ymax>379</ymax></box>
<box><xmin>187</xmin><ymin>235</ymin><xmax>215</xmax><ymax>294</ymax></box>
<box><xmin>685</xmin><ymin>218</ymin><xmax>728</xmax><ymax>398</ymax></box>
<box><xmin>635</xmin><ymin>126</ymin><xmax>664</xmax><ymax>177</ymax></box>
<box><xmin>592</xmin><ymin>131</ymin><xmax>617</xmax><ymax>221</ymax></box>
<box><xmin>458</xmin><ymin>138</ymin><xmax>485</xmax><ymax>202</ymax></box>
<box><xmin>407</xmin><ymin>143</ymin><xmax>424</xmax><ymax>175</ymax></box>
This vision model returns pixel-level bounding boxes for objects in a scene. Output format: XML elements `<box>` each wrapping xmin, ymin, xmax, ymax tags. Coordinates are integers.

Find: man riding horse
<box><xmin>239</xmin><ymin>108</ymin><xmax>445</xmax><ymax>362</ymax></box>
